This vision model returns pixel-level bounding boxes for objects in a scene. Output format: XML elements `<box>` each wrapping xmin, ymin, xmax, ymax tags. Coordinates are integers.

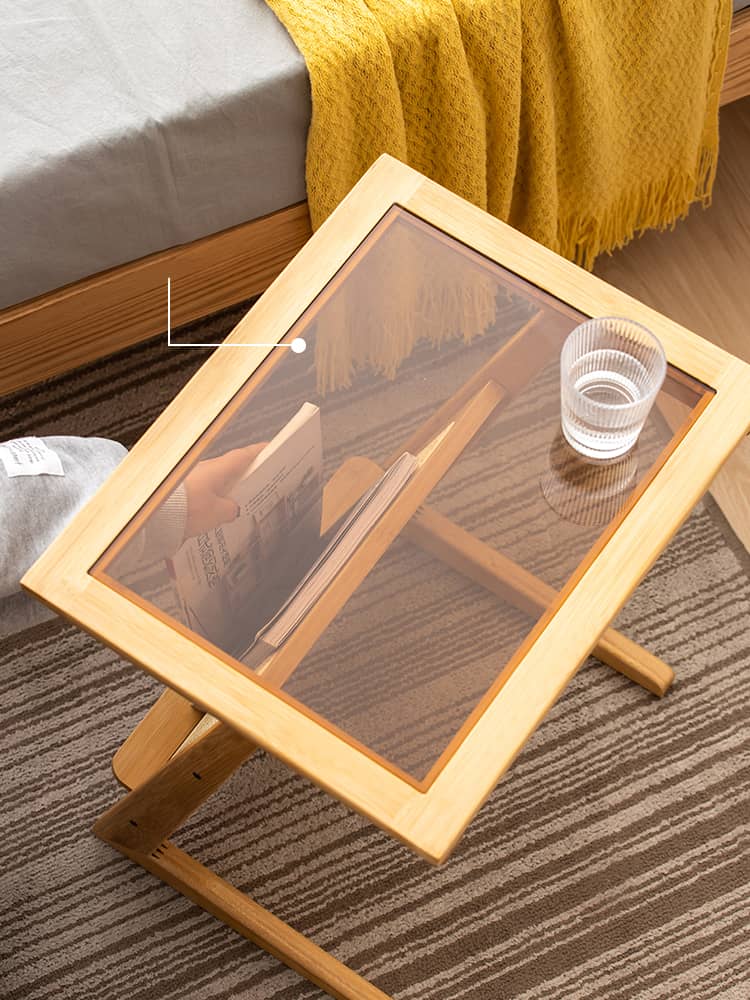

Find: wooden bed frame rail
<box><xmin>0</xmin><ymin>203</ymin><xmax>313</xmax><ymax>396</ymax></box>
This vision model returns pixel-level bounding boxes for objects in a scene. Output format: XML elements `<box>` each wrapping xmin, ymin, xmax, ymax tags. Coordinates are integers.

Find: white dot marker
<box><xmin>291</xmin><ymin>337</ymin><xmax>307</xmax><ymax>354</ymax></box>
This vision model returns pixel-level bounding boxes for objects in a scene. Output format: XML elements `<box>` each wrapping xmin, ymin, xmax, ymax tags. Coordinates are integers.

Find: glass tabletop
<box><xmin>93</xmin><ymin>206</ymin><xmax>711</xmax><ymax>788</ymax></box>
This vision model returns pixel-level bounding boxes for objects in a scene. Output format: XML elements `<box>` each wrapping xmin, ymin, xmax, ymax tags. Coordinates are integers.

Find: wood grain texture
<box><xmin>596</xmin><ymin>97</ymin><xmax>750</xmax><ymax>551</ymax></box>
<box><xmin>22</xmin><ymin>155</ymin><xmax>750</xmax><ymax>864</ymax></box>
<box><xmin>95</xmin><ymin>719</ymin><xmax>255</xmax><ymax>854</ymax></box>
<box><xmin>0</xmin><ymin>203</ymin><xmax>312</xmax><ymax>395</ymax></box>
<box><xmin>722</xmin><ymin>9</ymin><xmax>750</xmax><ymax>105</ymax></box>
<box><xmin>112</xmin><ymin>687</ymin><xmax>204</xmax><ymax>790</ymax></box>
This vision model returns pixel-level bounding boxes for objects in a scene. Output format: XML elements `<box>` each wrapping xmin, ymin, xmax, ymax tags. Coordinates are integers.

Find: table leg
<box><xmin>95</xmin><ymin>718</ymin><xmax>256</xmax><ymax>854</ymax></box>
<box><xmin>406</xmin><ymin>504</ymin><xmax>674</xmax><ymax>696</ymax></box>
<box><xmin>106</xmin><ymin>837</ymin><xmax>392</xmax><ymax>1000</ymax></box>
<box><xmin>97</xmin><ymin>720</ymin><xmax>392</xmax><ymax>999</ymax></box>
<box><xmin>112</xmin><ymin>687</ymin><xmax>204</xmax><ymax>789</ymax></box>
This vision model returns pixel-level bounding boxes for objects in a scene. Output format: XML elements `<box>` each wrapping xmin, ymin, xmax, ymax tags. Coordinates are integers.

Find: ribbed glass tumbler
<box><xmin>560</xmin><ymin>317</ymin><xmax>667</xmax><ymax>461</ymax></box>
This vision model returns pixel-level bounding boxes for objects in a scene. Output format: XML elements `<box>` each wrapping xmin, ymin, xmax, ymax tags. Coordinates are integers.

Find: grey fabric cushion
<box><xmin>0</xmin><ymin>0</ymin><xmax>310</xmax><ymax>309</ymax></box>
<box><xmin>0</xmin><ymin>436</ymin><xmax>127</xmax><ymax>637</ymax></box>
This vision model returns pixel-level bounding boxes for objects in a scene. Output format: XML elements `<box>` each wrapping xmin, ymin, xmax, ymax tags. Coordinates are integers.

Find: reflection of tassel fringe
<box><xmin>315</xmin><ymin>270</ymin><xmax>499</xmax><ymax>394</ymax></box>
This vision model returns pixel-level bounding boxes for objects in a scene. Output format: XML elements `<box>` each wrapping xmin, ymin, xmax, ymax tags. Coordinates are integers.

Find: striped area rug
<box><xmin>1</xmin><ymin>307</ymin><xmax>749</xmax><ymax>999</ymax></box>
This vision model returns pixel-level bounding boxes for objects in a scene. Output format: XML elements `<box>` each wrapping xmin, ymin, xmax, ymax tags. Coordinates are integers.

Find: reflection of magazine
<box><xmin>169</xmin><ymin>403</ymin><xmax>324</xmax><ymax>655</ymax></box>
<box><xmin>170</xmin><ymin>399</ymin><xmax>423</xmax><ymax>665</ymax></box>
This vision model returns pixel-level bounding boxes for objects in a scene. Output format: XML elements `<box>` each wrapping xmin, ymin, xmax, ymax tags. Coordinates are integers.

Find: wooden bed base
<box><xmin>1</xmin><ymin>8</ymin><xmax>747</xmax><ymax>398</ymax></box>
<box><xmin>0</xmin><ymin>202</ymin><xmax>313</xmax><ymax>396</ymax></box>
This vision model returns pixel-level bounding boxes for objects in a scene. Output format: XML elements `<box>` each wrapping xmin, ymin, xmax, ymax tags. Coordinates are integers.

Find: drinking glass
<box><xmin>560</xmin><ymin>317</ymin><xmax>667</xmax><ymax>460</ymax></box>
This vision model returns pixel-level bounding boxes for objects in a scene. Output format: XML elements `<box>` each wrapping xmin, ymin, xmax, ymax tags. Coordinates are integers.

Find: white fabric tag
<box><xmin>0</xmin><ymin>437</ymin><xmax>65</xmax><ymax>478</ymax></box>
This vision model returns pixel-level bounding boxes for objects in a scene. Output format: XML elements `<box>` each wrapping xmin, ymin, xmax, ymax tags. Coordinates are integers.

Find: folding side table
<box><xmin>23</xmin><ymin>156</ymin><xmax>750</xmax><ymax>1000</ymax></box>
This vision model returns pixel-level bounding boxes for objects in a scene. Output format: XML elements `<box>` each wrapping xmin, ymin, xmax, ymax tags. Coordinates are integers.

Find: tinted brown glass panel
<box><xmin>93</xmin><ymin>207</ymin><xmax>711</xmax><ymax>783</ymax></box>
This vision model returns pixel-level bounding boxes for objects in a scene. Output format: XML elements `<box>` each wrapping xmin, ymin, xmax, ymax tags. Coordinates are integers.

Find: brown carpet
<box><xmin>1</xmin><ymin>306</ymin><xmax>749</xmax><ymax>1000</ymax></box>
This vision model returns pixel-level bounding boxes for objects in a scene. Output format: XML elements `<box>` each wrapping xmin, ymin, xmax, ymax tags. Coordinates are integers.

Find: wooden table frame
<box><xmin>23</xmin><ymin>155</ymin><xmax>750</xmax><ymax>999</ymax></box>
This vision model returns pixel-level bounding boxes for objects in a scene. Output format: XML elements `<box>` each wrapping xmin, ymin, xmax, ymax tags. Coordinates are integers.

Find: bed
<box><xmin>1</xmin><ymin>0</ymin><xmax>748</xmax><ymax>394</ymax></box>
<box><xmin>1</xmin><ymin>0</ymin><xmax>309</xmax><ymax>311</ymax></box>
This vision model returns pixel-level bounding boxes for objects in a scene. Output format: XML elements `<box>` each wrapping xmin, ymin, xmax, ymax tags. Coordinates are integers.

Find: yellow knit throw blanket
<box><xmin>266</xmin><ymin>0</ymin><xmax>730</xmax><ymax>269</ymax></box>
<box><xmin>267</xmin><ymin>0</ymin><xmax>730</xmax><ymax>394</ymax></box>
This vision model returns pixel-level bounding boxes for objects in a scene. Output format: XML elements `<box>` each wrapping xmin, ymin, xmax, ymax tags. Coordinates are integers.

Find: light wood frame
<box><xmin>21</xmin><ymin>154</ymin><xmax>750</xmax><ymax>999</ymax></box>
<box><xmin>2</xmin><ymin>8</ymin><xmax>747</xmax><ymax>398</ymax></box>
<box><xmin>23</xmin><ymin>152</ymin><xmax>750</xmax><ymax>861</ymax></box>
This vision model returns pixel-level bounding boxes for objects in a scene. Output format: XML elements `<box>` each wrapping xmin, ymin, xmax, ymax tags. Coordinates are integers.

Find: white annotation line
<box><xmin>166</xmin><ymin>278</ymin><xmax>306</xmax><ymax>352</ymax></box>
<box><xmin>170</xmin><ymin>341</ymin><xmax>295</xmax><ymax>348</ymax></box>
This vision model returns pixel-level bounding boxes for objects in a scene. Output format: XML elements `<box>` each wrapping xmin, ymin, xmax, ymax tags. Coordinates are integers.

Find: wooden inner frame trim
<box><xmin>91</xmin><ymin>195</ymin><xmax>708</xmax><ymax>584</ymax></box>
<box><xmin>88</xmin><ymin>311</ymin><xmax>552</xmax><ymax>792</ymax></box>
<box><xmin>21</xmin><ymin>156</ymin><xmax>750</xmax><ymax>865</ymax></box>
<box><xmin>96</xmin><ymin>381</ymin><xmax>506</xmax><ymax>793</ymax></box>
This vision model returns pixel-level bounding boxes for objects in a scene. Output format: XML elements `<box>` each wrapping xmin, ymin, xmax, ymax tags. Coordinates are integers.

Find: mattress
<box><xmin>0</xmin><ymin>0</ymin><xmax>310</xmax><ymax>309</ymax></box>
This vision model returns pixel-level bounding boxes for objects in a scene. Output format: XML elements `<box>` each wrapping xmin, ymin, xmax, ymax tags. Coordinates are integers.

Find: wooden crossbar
<box><xmin>326</xmin><ymin>456</ymin><xmax>674</xmax><ymax>697</ymax></box>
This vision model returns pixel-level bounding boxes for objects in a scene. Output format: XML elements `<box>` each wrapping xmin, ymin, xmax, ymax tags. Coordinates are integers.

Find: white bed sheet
<box><xmin>0</xmin><ymin>0</ymin><xmax>310</xmax><ymax>309</ymax></box>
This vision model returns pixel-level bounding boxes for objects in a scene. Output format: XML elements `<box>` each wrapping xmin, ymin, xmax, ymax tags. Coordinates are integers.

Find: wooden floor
<box><xmin>596</xmin><ymin>96</ymin><xmax>750</xmax><ymax>551</ymax></box>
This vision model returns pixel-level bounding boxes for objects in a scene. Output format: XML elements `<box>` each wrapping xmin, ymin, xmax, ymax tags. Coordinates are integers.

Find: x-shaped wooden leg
<box><xmin>96</xmin><ymin>717</ymin><xmax>391</xmax><ymax>1000</ymax></box>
